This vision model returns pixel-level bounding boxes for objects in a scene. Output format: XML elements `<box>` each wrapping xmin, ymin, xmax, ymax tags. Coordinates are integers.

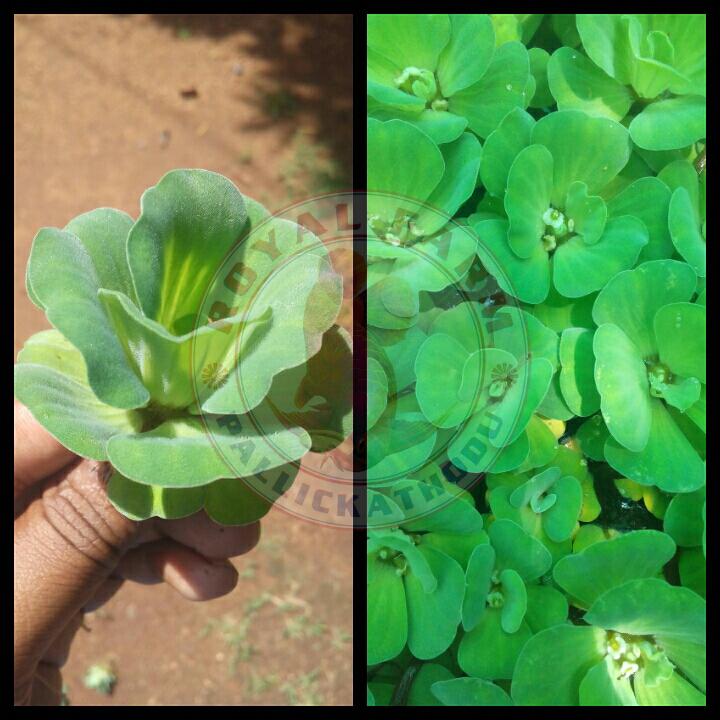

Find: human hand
<box><xmin>14</xmin><ymin>400</ymin><xmax>260</xmax><ymax>705</ymax></box>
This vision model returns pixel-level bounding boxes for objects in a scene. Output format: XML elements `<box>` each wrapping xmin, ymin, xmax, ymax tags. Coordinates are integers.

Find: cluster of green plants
<box><xmin>366</xmin><ymin>14</ymin><xmax>705</xmax><ymax>706</ymax></box>
<box><xmin>15</xmin><ymin>169</ymin><xmax>351</xmax><ymax>524</ymax></box>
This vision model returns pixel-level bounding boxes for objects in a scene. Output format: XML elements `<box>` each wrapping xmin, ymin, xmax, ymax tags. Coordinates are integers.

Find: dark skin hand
<box><xmin>14</xmin><ymin>400</ymin><xmax>260</xmax><ymax>705</ymax></box>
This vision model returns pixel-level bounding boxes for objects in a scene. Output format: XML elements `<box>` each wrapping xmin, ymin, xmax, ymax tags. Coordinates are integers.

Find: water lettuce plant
<box><xmin>367</xmin><ymin>13</ymin><xmax>705</xmax><ymax>707</ymax></box>
<box><xmin>15</xmin><ymin>169</ymin><xmax>351</xmax><ymax>524</ymax></box>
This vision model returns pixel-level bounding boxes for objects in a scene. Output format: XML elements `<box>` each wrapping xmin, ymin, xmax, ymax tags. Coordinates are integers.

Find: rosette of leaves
<box><xmin>544</xmin><ymin>14</ymin><xmax>706</xmax><ymax>152</ymax></box>
<box><xmin>367</xmin><ymin>117</ymin><xmax>481</xmax><ymax>306</ymax></box>
<box><xmin>15</xmin><ymin>169</ymin><xmax>350</xmax><ymax>524</ymax></box>
<box><xmin>367</xmin><ymin>488</ymin><xmax>478</xmax><ymax>664</ymax></box>
<box><xmin>487</xmin><ymin>466</ymin><xmax>583</xmax><ymax>566</ymax></box>
<box><xmin>458</xmin><ymin>518</ymin><xmax>568</xmax><ymax>681</ymax></box>
<box><xmin>368</xmin><ymin>14</ymin><xmax>532</xmax><ymax>144</ymax></box>
<box><xmin>513</xmin><ymin>536</ymin><xmax>706</xmax><ymax>706</ymax></box>
<box><xmin>592</xmin><ymin>259</ymin><xmax>705</xmax><ymax>492</ymax></box>
<box><xmin>413</xmin><ymin>302</ymin><xmax>560</xmax><ymax>474</ymax></box>
<box><xmin>471</xmin><ymin>110</ymin><xmax>653</xmax><ymax>304</ymax></box>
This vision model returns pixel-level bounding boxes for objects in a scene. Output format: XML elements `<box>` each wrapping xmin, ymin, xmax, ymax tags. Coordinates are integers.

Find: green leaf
<box><xmin>629</xmin><ymin>96</ymin><xmax>706</xmax><ymax>151</ymax></box>
<box><xmin>26</xmin><ymin>227</ymin><xmax>150</xmax><ymax>409</ymax></box>
<box><xmin>267</xmin><ymin>325</ymin><xmax>352</xmax><ymax>453</ymax></box>
<box><xmin>367</xmin><ymin>14</ymin><xmax>451</xmax><ymax>73</ymax></box>
<box><xmin>518</xmin><ymin>415</ymin><xmax>558</xmax><ymax>471</ymax></box>
<box><xmin>202</xmin><ymin>253</ymin><xmax>341</xmax><ymax>415</ymax></box>
<box><xmin>449</xmin><ymin>41</ymin><xmax>531</xmax><ymax>139</ymax></box>
<box><xmin>462</xmin><ymin>543</ymin><xmax>496</xmax><ymax>631</ymax></box>
<box><xmin>415</xmin><ymin>133</ymin><xmax>482</xmax><ymax>235</ymax></box>
<box><xmin>559</xmin><ymin>328</ymin><xmax>600</xmax><ymax>416</ymax></box>
<box><xmin>405</xmin><ymin>546</ymin><xmax>465</xmax><ymax>659</ymax></box>
<box><xmin>126</xmin><ymin>169</ymin><xmax>249</xmax><ymax>334</ymax></box>
<box><xmin>607</xmin><ymin>176</ymin><xmax>673</xmax><ymax>262</ymax></box>
<box><xmin>679</xmin><ymin>547</ymin><xmax>706</xmax><ymax>598</ymax></box>
<box><xmin>510</xmin><ymin>466</ymin><xmax>560</xmax><ymax>509</ymax></box>
<box><xmin>369</xmin><ymin>532</ymin><xmax>437</xmax><ymax>594</ymax></box>
<box><xmin>479</xmin><ymin>107</ymin><xmax>535</xmax><ymax>197</ymax></box>
<box><xmin>578</xmin><ymin>656</ymin><xmax>638</xmax><ymax>706</ymax></box>
<box><xmin>530</xmin><ymin>284</ymin><xmax>596</xmax><ymax>332</ymax></box>
<box><xmin>422</xmin><ymin>530</ymin><xmax>489</xmax><ymax>570</ymax></box>
<box><xmin>528</xmin><ymin>47</ymin><xmax>554</xmax><ymax>108</ymax></box>
<box><xmin>575</xmin><ymin>414</ymin><xmax>610</xmax><ymax>461</ymax></box>
<box><xmin>593</xmin><ymin>323</ymin><xmax>651</xmax><ymax>452</ymax></box>
<box><xmin>16</xmin><ymin>328</ymin><xmax>93</xmax><ymax>387</ymax></box>
<box><xmin>436</xmin><ymin>14</ymin><xmax>495</xmax><ymax>96</ymax></box>
<box><xmin>511</xmin><ymin>624</ymin><xmax>605</xmax><ymax>705</ymax></box>
<box><xmin>505</xmin><ymin>144</ymin><xmax>554</xmax><ymax>259</ymax></box>
<box><xmin>407</xmin><ymin>663</ymin><xmax>455</xmax><ymax>706</ymax></box>
<box><xmin>489</xmin><ymin>358</ymin><xmax>555</xmax><ymax>448</ymax></box>
<box><xmin>415</xmin><ymin>336</ymin><xmax>482</xmax><ymax>428</ymax></box>
<box><xmin>563</xmin><ymin>181</ymin><xmax>607</xmax><ymax>245</ymax></box>
<box><xmin>553</xmin><ymin>530</ymin><xmax>676</xmax><ymax>607</ymax></box>
<box><xmin>592</xmin><ymin>259</ymin><xmax>697</xmax><ymax>358</ymax></box>
<box><xmin>524</xmin><ymin>584</ymin><xmax>568</xmax><ymax>633</ymax></box>
<box><xmin>543</xmin><ymin>475</ymin><xmax>583</xmax><ymax>542</ymax></box>
<box><xmin>432</xmin><ymin>677</ymin><xmax>513</xmax><ymax>706</ymax></box>
<box><xmin>584</xmin><ymin>578</ymin><xmax>705</xmax><ymax>645</ymax></box>
<box><xmin>107</xmin><ymin>472</ymin><xmax>204</xmax><ymax>520</ymax></box>
<box><xmin>106</xmin><ymin>405</ymin><xmax>311</xmax><ymax>487</ymax></box>
<box><xmin>605</xmin><ymin>399</ymin><xmax>705</xmax><ymax>493</ymax></box>
<box><xmin>458</xmin><ymin>608</ymin><xmax>532</xmax><ymax>680</ymax></box>
<box><xmin>367</xmin><ymin>117</ymin><xmax>444</xmax><ymax>212</ymax></box>
<box><xmin>402</xmin><ymin>489</ymin><xmax>484</xmax><ymax>536</ymax></box>
<box><xmin>381</xmin><ymin>107</ymin><xmax>467</xmax><ymax>144</ymax></box>
<box><xmin>668</xmin><ymin>187</ymin><xmax>705</xmax><ymax>277</ymax></box>
<box><xmin>367</xmin><ymin>559</ymin><xmax>407</xmax><ymax>665</ymax></box>
<box><xmin>575</xmin><ymin>14</ymin><xmax>636</xmax><ymax>85</ymax></box>
<box><xmin>531</xmin><ymin>110</ymin><xmax>631</xmax><ymax>206</ymax></box>
<box><xmin>63</xmin><ymin>208</ymin><xmax>139</xmax><ymax>304</ymax></box>
<box><xmin>633</xmin><ymin>668</ymin><xmax>705</xmax><ymax>706</ymax></box>
<box><xmin>489</xmin><ymin>518</ymin><xmax>552</xmax><ymax>581</ymax></box>
<box><xmin>15</xmin><ymin>331</ymin><xmax>142</xmax><ymax>459</ymax></box>
<box><xmin>554</xmin><ymin>215</ymin><xmax>647</xmax><ymax>298</ymax></box>
<box><xmin>474</xmin><ymin>218</ymin><xmax>551</xmax><ymax>305</ymax></box>
<box><xmin>548</xmin><ymin>47</ymin><xmax>633</xmax><ymax>120</ymax></box>
<box><xmin>367</xmin><ymin>357</ymin><xmax>389</xmax><ymax>431</ymax></box>
<box><xmin>99</xmin><ymin>288</ymin><xmax>269</xmax><ymax>410</ymax></box>
<box><xmin>204</xmin><ymin>468</ymin><xmax>295</xmax><ymax>525</ymax></box>
<box><xmin>367</xmin><ymin>407</ymin><xmax>437</xmax><ymax>483</ymax></box>
<box><xmin>660</xmin><ymin>636</ymin><xmax>706</xmax><ymax>692</ymax></box>
<box><xmin>367</xmin><ymin>489</ymin><xmax>405</xmax><ymax>528</ymax></box>
<box><xmin>664</xmin><ymin>488</ymin><xmax>705</xmax><ymax>547</ymax></box>
<box><xmin>499</xmin><ymin>568</ymin><xmax>527</xmax><ymax>633</ymax></box>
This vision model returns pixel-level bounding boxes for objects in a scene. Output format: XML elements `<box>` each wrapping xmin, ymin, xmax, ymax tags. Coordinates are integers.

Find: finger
<box><xmin>115</xmin><ymin>539</ymin><xmax>239</xmax><ymax>600</ymax></box>
<box><xmin>13</xmin><ymin>400</ymin><xmax>76</xmax><ymax>499</ymax></box>
<box><xmin>130</xmin><ymin>515</ymin><xmax>261</xmax><ymax>557</ymax></box>
<box><xmin>41</xmin><ymin>613</ymin><xmax>85</xmax><ymax>668</ymax></box>
<box><xmin>14</xmin><ymin>459</ymin><xmax>138</xmax><ymax>689</ymax></box>
<box><xmin>151</xmin><ymin>513</ymin><xmax>261</xmax><ymax>560</ymax></box>
<box><xmin>84</xmin><ymin>577</ymin><xmax>125</xmax><ymax>613</ymax></box>
<box><xmin>29</xmin><ymin>663</ymin><xmax>63</xmax><ymax>706</ymax></box>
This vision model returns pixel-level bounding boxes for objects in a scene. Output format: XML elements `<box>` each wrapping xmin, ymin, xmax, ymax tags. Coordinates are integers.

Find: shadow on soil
<box><xmin>146</xmin><ymin>14</ymin><xmax>353</xmax><ymax>192</ymax></box>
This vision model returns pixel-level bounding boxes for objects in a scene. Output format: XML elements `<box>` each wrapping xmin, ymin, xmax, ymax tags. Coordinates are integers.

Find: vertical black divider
<box><xmin>352</xmin><ymin>9</ymin><xmax>368</xmax><ymax>709</ymax></box>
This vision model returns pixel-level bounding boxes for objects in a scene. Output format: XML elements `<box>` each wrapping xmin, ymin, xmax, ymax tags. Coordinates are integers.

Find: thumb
<box><xmin>14</xmin><ymin>459</ymin><xmax>138</xmax><ymax>702</ymax></box>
